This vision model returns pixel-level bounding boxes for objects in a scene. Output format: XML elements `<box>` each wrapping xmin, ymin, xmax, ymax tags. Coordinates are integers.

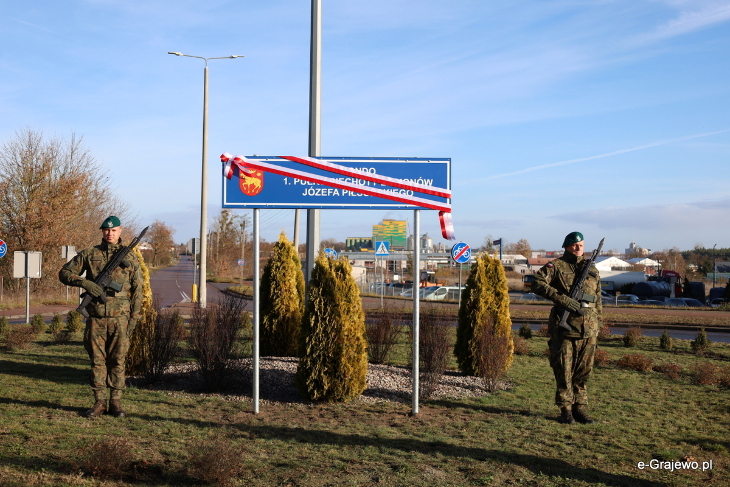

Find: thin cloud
<box><xmin>472</xmin><ymin>129</ymin><xmax>730</xmax><ymax>182</ymax></box>
<box><xmin>10</xmin><ymin>17</ymin><xmax>57</xmax><ymax>35</ymax></box>
<box><xmin>639</xmin><ymin>3</ymin><xmax>730</xmax><ymax>43</ymax></box>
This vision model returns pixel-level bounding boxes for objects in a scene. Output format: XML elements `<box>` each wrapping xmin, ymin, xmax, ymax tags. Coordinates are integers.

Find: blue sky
<box><xmin>1</xmin><ymin>0</ymin><xmax>729</xmax><ymax>254</ymax></box>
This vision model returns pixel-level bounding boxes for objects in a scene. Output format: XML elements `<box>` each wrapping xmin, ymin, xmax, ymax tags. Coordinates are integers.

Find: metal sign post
<box><xmin>451</xmin><ymin>242</ymin><xmax>471</xmax><ymax>307</ymax></box>
<box><xmin>13</xmin><ymin>251</ymin><xmax>42</xmax><ymax>323</ymax></box>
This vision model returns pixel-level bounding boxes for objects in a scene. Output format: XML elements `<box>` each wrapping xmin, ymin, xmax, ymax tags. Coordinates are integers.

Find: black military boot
<box><xmin>84</xmin><ymin>400</ymin><xmax>107</xmax><ymax>418</ymax></box>
<box><xmin>572</xmin><ymin>405</ymin><xmax>595</xmax><ymax>424</ymax></box>
<box><xmin>558</xmin><ymin>407</ymin><xmax>575</xmax><ymax>424</ymax></box>
<box><xmin>108</xmin><ymin>399</ymin><xmax>126</xmax><ymax>418</ymax></box>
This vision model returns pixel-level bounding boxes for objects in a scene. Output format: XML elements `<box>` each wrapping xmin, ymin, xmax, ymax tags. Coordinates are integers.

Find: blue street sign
<box><xmin>451</xmin><ymin>242</ymin><xmax>471</xmax><ymax>264</ymax></box>
<box><xmin>237</xmin><ymin>259</ymin><xmax>244</xmax><ymax>266</ymax></box>
<box><xmin>375</xmin><ymin>241</ymin><xmax>390</xmax><ymax>256</ymax></box>
<box><xmin>324</xmin><ymin>248</ymin><xmax>337</xmax><ymax>259</ymax></box>
<box><xmin>0</xmin><ymin>239</ymin><xmax>6</xmax><ymax>258</ymax></box>
<box><xmin>223</xmin><ymin>156</ymin><xmax>450</xmax><ymax>210</ymax></box>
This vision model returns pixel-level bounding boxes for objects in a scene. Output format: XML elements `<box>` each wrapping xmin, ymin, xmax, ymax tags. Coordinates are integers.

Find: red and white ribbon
<box><xmin>221</xmin><ymin>152</ymin><xmax>456</xmax><ymax>239</ymax></box>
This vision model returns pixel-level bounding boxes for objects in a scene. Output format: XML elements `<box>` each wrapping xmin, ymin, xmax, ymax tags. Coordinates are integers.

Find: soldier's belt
<box><xmin>580</xmin><ymin>302</ymin><xmax>596</xmax><ymax>308</ymax></box>
<box><xmin>575</xmin><ymin>291</ymin><xmax>596</xmax><ymax>303</ymax></box>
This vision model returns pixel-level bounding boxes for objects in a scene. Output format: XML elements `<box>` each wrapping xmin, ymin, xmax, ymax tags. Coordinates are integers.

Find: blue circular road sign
<box><xmin>0</xmin><ymin>239</ymin><xmax>6</xmax><ymax>259</ymax></box>
<box><xmin>451</xmin><ymin>242</ymin><xmax>471</xmax><ymax>264</ymax></box>
<box><xmin>324</xmin><ymin>248</ymin><xmax>337</xmax><ymax>259</ymax></box>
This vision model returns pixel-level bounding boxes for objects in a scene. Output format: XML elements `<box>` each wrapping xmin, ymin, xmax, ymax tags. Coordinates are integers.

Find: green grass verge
<box><xmin>0</xmin><ymin>327</ymin><xmax>728</xmax><ymax>486</ymax></box>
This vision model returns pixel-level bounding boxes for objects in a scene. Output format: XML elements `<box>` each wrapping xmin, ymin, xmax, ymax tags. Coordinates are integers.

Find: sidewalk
<box><xmin>1</xmin><ymin>303</ymin><xmax>76</xmax><ymax>323</ymax></box>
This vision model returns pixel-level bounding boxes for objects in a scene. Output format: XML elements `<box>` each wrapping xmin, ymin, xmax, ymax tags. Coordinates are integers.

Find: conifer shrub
<box><xmin>30</xmin><ymin>313</ymin><xmax>46</xmax><ymax>333</ymax></box>
<box><xmin>597</xmin><ymin>323</ymin><xmax>612</xmax><ymax>341</ymax></box>
<box><xmin>659</xmin><ymin>329</ymin><xmax>673</xmax><ymax>351</ymax></box>
<box><xmin>65</xmin><ymin>310</ymin><xmax>84</xmax><ymax>333</ymax></box>
<box><xmin>52</xmin><ymin>328</ymin><xmax>73</xmax><ymax>345</ymax></box>
<box><xmin>296</xmin><ymin>253</ymin><xmax>367</xmax><ymax>402</ymax></box>
<box><xmin>0</xmin><ymin>316</ymin><xmax>9</xmax><ymax>336</ymax></box>
<box><xmin>454</xmin><ymin>253</ymin><xmax>513</xmax><ymax>378</ymax></box>
<box><xmin>259</xmin><ymin>232</ymin><xmax>305</xmax><ymax>357</ymax></box>
<box><xmin>622</xmin><ymin>326</ymin><xmax>642</xmax><ymax>347</ymax></box>
<box><xmin>689</xmin><ymin>361</ymin><xmax>720</xmax><ymax>385</ymax></box>
<box><xmin>414</xmin><ymin>304</ymin><xmax>451</xmax><ymax>400</ymax></box>
<box><xmin>4</xmin><ymin>325</ymin><xmax>37</xmax><ymax>350</ymax></box>
<box><xmin>127</xmin><ymin>297</ymin><xmax>185</xmax><ymax>384</ymax></box>
<box><xmin>367</xmin><ymin>303</ymin><xmax>402</xmax><ymax>364</ymax></box>
<box><xmin>75</xmin><ymin>437</ymin><xmax>135</xmax><ymax>480</ymax></box>
<box><xmin>189</xmin><ymin>295</ymin><xmax>248</xmax><ymax>392</ymax></box>
<box><xmin>535</xmin><ymin>323</ymin><xmax>549</xmax><ymax>337</ymax></box>
<box><xmin>187</xmin><ymin>434</ymin><xmax>244</xmax><ymax>487</ymax></box>
<box><xmin>616</xmin><ymin>353</ymin><xmax>653</xmax><ymax>372</ymax></box>
<box><xmin>517</xmin><ymin>323</ymin><xmax>532</xmax><ymax>339</ymax></box>
<box><xmin>719</xmin><ymin>366</ymin><xmax>730</xmax><ymax>388</ymax></box>
<box><xmin>126</xmin><ymin>248</ymin><xmax>157</xmax><ymax>375</ymax></box>
<box><xmin>593</xmin><ymin>348</ymin><xmax>611</xmax><ymax>367</ymax></box>
<box><xmin>512</xmin><ymin>336</ymin><xmax>530</xmax><ymax>356</ymax></box>
<box><xmin>48</xmin><ymin>313</ymin><xmax>64</xmax><ymax>334</ymax></box>
<box><xmin>654</xmin><ymin>362</ymin><xmax>682</xmax><ymax>380</ymax></box>
<box><xmin>477</xmin><ymin>316</ymin><xmax>512</xmax><ymax>392</ymax></box>
<box><xmin>690</xmin><ymin>327</ymin><xmax>711</xmax><ymax>355</ymax></box>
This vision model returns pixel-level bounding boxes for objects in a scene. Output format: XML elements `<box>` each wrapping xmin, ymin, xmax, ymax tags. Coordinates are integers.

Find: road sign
<box><xmin>451</xmin><ymin>242</ymin><xmax>471</xmax><ymax>264</ymax></box>
<box><xmin>13</xmin><ymin>251</ymin><xmax>42</xmax><ymax>278</ymax></box>
<box><xmin>237</xmin><ymin>259</ymin><xmax>244</xmax><ymax>266</ymax></box>
<box><xmin>324</xmin><ymin>248</ymin><xmax>337</xmax><ymax>259</ymax></box>
<box><xmin>0</xmin><ymin>239</ymin><xmax>6</xmax><ymax>258</ymax></box>
<box><xmin>187</xmin><ymin>238</ymin><xmax>200</xmax><ymax>255</ymax></box>
<box><xmin>223</xmin><ymin>156</ymin><xmax>450</xmax><ymax>210</ymax></box>
<box><xmin>375</xmin><ymin>241</ymin><xmax>390</xmax><ymax>256</ymax></box>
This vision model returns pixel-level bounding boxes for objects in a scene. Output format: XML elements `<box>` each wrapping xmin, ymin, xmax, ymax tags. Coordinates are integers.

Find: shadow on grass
<box><xmin>427</xmin><ymin>398</ymin><xmax>544</xmax><ymax>418</ymax></box>
<box><xmin>0</xmin><ymin>358</ymin><xmax>87</xmax><ymax>385</ymax></box>
<box><xmin>244</xmin><ymin>424</ymin><xmax>667</xmax><ymax>487</ymax></box>
<box><xmin>0</xmin><ymin>396</ymin><xmax>84</xmax><ymax>415</ymax></box>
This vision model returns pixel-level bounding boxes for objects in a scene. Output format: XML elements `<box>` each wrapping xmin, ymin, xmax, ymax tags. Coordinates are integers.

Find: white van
<box><xmin>422</xmin><ymin>286</ymin><xmax>463</xmax><ymax>301</ymax></box>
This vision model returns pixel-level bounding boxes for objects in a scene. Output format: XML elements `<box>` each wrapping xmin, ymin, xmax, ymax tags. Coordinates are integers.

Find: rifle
<box><xmin>557</xmin><ymin>237</ymin><xmax>605</xmax><ymax>331</ymax></box>
<box><xmin>77</xmin><ymin>226</ymin><xmax>149</xmax><ymax>319</ymax></box>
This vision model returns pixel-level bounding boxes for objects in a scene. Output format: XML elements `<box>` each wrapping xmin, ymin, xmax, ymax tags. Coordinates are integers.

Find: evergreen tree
<box><xmin>125</xmin><ymin>247</ymin><xmax>156</xmax><ymax>375</ymax></box>
<box><xmin>455</xmin><ymin>252</ymin><xmax>514</xmax><ymax>376</ymax></box>
<box><xmin>260</xmin><ymin>232</ymin><xmax>305</xmax><ymax>357</ymax></box>
<box><xmin>296</xmin><ymin>252</ymin><xmax>368</xmax><ymax>401</ymax></box>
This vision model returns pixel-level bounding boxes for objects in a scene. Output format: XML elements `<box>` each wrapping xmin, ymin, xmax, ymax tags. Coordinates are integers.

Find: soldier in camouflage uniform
<box><xmin>532</xmin><ymin>231</ymin><xmax>602</xmax><ymax>425</ymax></box>
<box><xmin>59</xmin><ymin>216</ymin><xmax>142</xmax><ymax>418</ymax></box>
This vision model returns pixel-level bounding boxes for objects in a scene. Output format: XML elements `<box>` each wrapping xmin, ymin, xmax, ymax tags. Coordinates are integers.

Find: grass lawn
<box><xmin>0</xmin><ymin>326</ymin><xmax>728</xmax><ymax>486</ymax></box>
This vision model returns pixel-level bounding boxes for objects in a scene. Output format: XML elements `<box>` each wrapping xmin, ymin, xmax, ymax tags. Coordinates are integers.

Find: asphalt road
<box><xmin>150</xmin><ymin>255</ymin><xmax>230</xmax><ymax>308</ymax></box>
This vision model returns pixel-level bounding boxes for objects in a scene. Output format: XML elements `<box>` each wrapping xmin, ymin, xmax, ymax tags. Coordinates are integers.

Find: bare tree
<box><xmin>505</xmin><ymin>238</ymin><xmax>532</xmax><ymax>258</ymax></box>
<box><xmin>208</xmin><ymin>209</ymin><xmax>251</xmax><ymax>280</ymax></box>
<box><xmin>144</xmin><ymin>220</ymin><xmax>176</xmax><ymax>267</ymax></box>
<box><xmin>0</xmin><ymin>128</ymin><xmax>132</xmax><ymax>291</ymax></box>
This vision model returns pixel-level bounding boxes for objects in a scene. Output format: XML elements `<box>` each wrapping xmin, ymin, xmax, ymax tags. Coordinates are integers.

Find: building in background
<box><xmin>372</xmin><ymin>219</ymin><xmax>407</xmax><ymax>250</ymax></box>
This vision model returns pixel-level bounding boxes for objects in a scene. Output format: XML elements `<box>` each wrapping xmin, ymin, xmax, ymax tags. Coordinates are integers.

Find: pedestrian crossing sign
<box><xmin>375</xmin><ymin>241</ymin><xmax>390</xmax><ymax>256</ymax></box>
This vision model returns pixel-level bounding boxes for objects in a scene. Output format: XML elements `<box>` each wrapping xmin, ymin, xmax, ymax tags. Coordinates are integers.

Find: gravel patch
<box><xmin>137</xmin><ymin>357</ymin><xmax>503</xmax><ymax>405</ymax></box>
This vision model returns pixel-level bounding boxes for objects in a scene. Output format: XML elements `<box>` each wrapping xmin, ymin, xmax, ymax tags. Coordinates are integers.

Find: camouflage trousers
<box><xmin>548</xmin><ymin>335</ymin><xmax>597</xmax><ymax>408</ymax></box>
<box><xmin>83</xmin><ymin>315</ymin><xmax>130</xmax><ymax>401</ymax></box>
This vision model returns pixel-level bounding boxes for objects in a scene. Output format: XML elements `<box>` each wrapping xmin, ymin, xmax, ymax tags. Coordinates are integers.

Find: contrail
<box><xmin>476</xmin><ymin>129</ymin><xmax>730</xmax><ymax>181</ymax></box>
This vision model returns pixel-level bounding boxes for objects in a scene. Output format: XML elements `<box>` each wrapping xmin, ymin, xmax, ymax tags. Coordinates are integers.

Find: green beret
<box><xmin>100</xmin><ymin>216</ymin><xmax>121</xmax><ymax>229</ymax></box>
<box><xmin>562</xmin><ymin>231</ymin><xmax>583</xmax><ymax>248</ymax></box>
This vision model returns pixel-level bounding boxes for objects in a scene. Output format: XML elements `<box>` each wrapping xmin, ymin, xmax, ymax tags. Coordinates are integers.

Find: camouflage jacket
<box><xmin>59</xmin><ymin>239</ymin><xmax>142</xmax><ymax>321</ymax></box>
<box><xmin>532</xmin><ymin>251</ymin><xmax>602</xmax><ymax>338</ymax></box>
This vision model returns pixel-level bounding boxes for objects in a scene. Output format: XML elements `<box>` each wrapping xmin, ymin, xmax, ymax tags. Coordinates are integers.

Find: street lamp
<box><xmin>713</xmin><ymin>244</ymin><xmax>717</xmax><ymax>288</ymax></box>
<box><xmin>168</xmin><ymin>52</ymin><xmax>243</xmax><ymax>307</ymax></box>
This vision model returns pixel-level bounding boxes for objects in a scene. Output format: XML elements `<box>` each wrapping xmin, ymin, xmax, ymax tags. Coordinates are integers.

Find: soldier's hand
<box><xmin>81</xmin><ymin>279</ymin><xmax>104</xmax><ymax>297</ymax></box>
<box><xmin>556</xmin><ymin>295</ymin><xmax>581</xmax><ymax>312</ymax></box>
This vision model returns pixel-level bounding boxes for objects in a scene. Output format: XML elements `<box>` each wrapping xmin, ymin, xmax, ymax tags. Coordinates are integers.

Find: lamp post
<box><xmin>168</xmin><ymin>52</ymin><xmax>243</xmax><ymax>307</ymax></box>
<box><xmin>713</xmin><ymin>244</ymin><xmax>717</xmax><ymax>288</ymax></box>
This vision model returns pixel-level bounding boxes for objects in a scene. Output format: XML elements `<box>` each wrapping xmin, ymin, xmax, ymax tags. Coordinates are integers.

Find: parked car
<box><xmin>710</xmin><ymin>298</ymin><xmax>727</xmax><ymax>308</ymax></box>
<box><xmin>665</xmin><ymin>298</ymin><xmax>690</xmax><ymax>308</ymax></box>
<box><xmin>385</xmin><ymin>282</ymin><xmax>412</xmax><ymax>296</ymax></box>
<box><xmin>615</xmin><ymin>294</ymin><xmax>641</xmax><ymax>305</ymax></box>
<box><xmin>681</xmin><ymin>298</ymin><xmax>705</xmax><ymax>307</ymax></box>
<box><xmin>518</xmin><ymin>293</ymin><xmax>549</xmax><ymax>302</ymax></box>
<box><xmin>638</xmin><ymin>299</ymin><xmax>665</xmax><ymax>306</ymax></box>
